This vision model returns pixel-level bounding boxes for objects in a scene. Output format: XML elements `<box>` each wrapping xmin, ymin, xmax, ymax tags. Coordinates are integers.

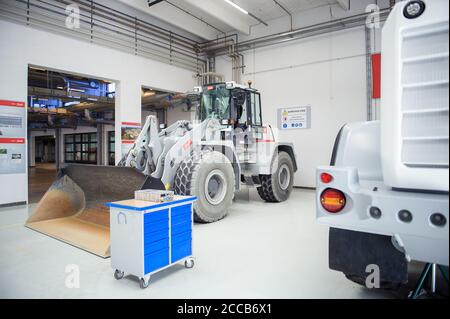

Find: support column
<box><xmin>55</xmin><ymin>128</ymin><xmax>61</xmax><ymax>170</ymax></box>
<box><xmin>97</xmin><ymin>123</ymin><xmax>105</xmax><ymax>165</ymax></box>
<box><xmin>114</xmin><ymin>80</ymin><xmax>142</xmax><ymax>165</ymax></box>
<box><xmin>28</xmin><ymin>132</ymin><xmax>35</xmax><ymax>167</ymax></box>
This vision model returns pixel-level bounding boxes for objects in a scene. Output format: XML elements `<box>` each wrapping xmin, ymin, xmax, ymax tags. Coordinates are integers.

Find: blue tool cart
<box><xmin>107</xmin><ymin>195</ymin><xmax>197</xmax><ymax>289</ymax></box>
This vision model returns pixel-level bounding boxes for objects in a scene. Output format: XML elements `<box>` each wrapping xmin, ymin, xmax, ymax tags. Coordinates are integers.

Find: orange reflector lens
<box><xmin>320</xmin><ymin>188</ymin><xmax>346</xmax><ymax>213</ymax></box>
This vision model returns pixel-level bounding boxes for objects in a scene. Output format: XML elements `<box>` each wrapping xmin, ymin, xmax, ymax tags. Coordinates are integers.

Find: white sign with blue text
<box><xmin>278</xmin><ymin>106</ymin><xmax>311</xmax><ymax>130</ymax></box>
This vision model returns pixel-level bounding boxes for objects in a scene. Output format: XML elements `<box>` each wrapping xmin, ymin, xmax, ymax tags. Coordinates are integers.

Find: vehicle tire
<box><xmin>257</xmin><ymin>151</ymin><xmax>294</xmax><ymax>202</ymax></box>
<box><xmin>345</xmin><ymin>274</ymin><xmax>402</xmax><ymax>290</ymax></box>
<box><xmin>174</xmin><ymin>149</ymin><xmax>235</xmax><ymax>223</ymax></box>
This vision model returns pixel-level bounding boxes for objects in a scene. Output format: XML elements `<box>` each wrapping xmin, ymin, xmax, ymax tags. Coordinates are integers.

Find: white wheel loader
<box><xmin>26</xmin><ymin>82</ymin><xmax>298</xmax><ymax>257</ymax></box>
<box><xmin>316</xmin><ymin>0</ymin><xmax>449</xmax><ymax>290</ymax></box>
<box><xmin>120</xmin><ymin>82</ymin><xmax>298</xmax><ymax>222</ymax></box>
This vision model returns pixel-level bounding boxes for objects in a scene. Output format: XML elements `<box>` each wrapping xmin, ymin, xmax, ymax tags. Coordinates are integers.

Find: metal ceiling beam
<box><xmin>118</xmin><ymin>0</ymin><xmax>220</xmax><ymax>40</ymax></box>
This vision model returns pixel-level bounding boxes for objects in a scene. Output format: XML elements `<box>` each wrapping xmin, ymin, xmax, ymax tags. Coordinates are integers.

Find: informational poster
<box><xmin>278</xmin><ymin>106</ymin><xmax>311</xmax><ymax>130</ymax></box>
<box><xmin>121</xmin><ymin>122</ymin><xmax>141</xmax><ymax>158</ymax></box>
<box><xmin>0</xmin><ymin>100</ymin><xmax>26</xmax><ymax>174</ymax></box>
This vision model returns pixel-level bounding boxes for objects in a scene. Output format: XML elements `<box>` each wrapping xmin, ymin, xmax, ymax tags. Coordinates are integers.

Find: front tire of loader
<box><xmin>174</xmin><ymin>149</ymin><xmax>235</xmax><ymax>223</ymax></box>
<box><xmin>257</xmin><ymin>151</ymin><xmax>294</xmax><ymax>202</ymax></box>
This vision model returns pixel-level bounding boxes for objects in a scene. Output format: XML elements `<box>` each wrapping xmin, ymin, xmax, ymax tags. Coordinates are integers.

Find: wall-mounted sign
<box><xmin>278</xmin><ymin>106</ymin><xmax>311</xmax><ymax>130</ymax></box>
<box><xmin>0</xmin><ymin>100</ymin><xmax>26</xmax><ymax>175</ymax></box>
<box><xmin>121</xmin><ymin>122</ymin><xmax>141</xmax><ymax>158</ymax></box>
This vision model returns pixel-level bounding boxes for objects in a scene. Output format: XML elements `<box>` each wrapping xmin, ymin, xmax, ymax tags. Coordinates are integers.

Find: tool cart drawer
<box><xmin>145</xmin><ymin>248</ymin><xmax>169</xmax><ymax>274</ymax></box>
<box><xmin>172</xmin><ymin>240</ymin><xmax>192</xmax><ymax>263</ymax></box>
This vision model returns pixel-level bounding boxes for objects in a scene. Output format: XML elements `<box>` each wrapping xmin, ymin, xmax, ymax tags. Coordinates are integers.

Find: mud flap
<box><xmin>26</xmin><ymin>164</ymin><xmax>162</xmax><ymax>258</ymax></box>
<box><xmin>329</xmin><ymin>228</ymin><xmax>408</xmax><ymax>285</ymax></box>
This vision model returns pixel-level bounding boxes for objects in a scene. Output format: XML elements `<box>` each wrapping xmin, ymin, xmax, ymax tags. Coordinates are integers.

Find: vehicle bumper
<box><xmin>316</xmin><ymin>166</ymin><xmax>449</xmax><ymax>266</ymax></box>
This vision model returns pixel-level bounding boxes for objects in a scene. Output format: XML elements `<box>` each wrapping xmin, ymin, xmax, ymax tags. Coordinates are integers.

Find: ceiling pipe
<box><xmin>211</xmin><ymin>8</ymin><xmax>391</xmax><ymax>55</ymax></box>
<box><xmin>165</xmin><ymin>0</ymin><xmax>227</xmax><ymax>35</ymax></box>
<box><xmin>147</xmin><ymin>0</ymin><xmax>165</xmax><ymax>8</ymax></box>
<box><xmin>272</xmin><ymin>0</ymin><xmax>293</xmax><ymax>30</ymax></box>
<box><xmin>248</xmin><ymin>12</ymin><xmax>268</xmax><ymax>27</ymax></box>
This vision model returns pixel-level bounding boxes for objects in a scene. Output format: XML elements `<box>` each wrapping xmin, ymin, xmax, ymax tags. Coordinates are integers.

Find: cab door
<box><xmin>244</xmin><ymin>91</ymin><xmax>263</xmax><ymax>164</ymax></box>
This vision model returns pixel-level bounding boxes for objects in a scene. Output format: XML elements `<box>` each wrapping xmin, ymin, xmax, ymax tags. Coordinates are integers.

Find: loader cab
<box><xmin>197</xmin><ymin>82</ymin><xmax>263</xmax><ymax>129</ymax></box>
<box><xmin>193</xmin><ymin>82</ymin><xmax>263</xmax><ymax>163</ymax></box>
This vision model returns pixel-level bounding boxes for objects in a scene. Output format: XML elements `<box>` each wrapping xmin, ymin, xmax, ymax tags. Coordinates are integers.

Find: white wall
<box><xmin>214</xmin><ymin>0</ymin><xmax>389</xmax><ymax>188</ymax></box>
<box><xmin>166</xmin><ymin>106</ymin><xmax>194</xmax><ymax>125</ymax></box>
<box><xmin>0</xmin><ymin>20</ymin><xmax>196</xmax><ymax>205</ymax></box>
<box><xmin>216</xmin><ymin>27</ymin><xmax>370</xmax><ymax>188</ymax></box>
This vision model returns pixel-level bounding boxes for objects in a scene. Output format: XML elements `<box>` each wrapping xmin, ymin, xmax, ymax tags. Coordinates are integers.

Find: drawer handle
<box><xmin>117</xmin><ymin>212</ymin><xmax>127</xmax><ymax>225</ymax></box>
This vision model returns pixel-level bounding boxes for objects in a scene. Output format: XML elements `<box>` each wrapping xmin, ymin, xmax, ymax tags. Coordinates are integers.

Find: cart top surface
<box><xmin>106</xmin><ymin>196</ymin><xmax>197</xmax><ymax>211</ymax></box>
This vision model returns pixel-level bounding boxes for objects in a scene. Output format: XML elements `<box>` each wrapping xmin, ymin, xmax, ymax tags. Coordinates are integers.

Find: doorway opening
<box><xmin>27</xmin><ymin>65</ymin><xmax>116</xmax><ymax>203</ymax></box>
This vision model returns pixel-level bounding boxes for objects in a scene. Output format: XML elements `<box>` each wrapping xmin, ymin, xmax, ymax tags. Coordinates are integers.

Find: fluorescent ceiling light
<box><xmin>223</xmin><ymin>0</ymin><xmax>248</xmax><ymax>15</ymax></box>
<box><xmin>65</xmin><ymin>101</ymin><xmax>81</xmax><ymax>106</ymax></box>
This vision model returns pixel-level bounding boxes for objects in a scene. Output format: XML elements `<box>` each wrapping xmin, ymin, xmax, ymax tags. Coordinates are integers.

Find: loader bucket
<box><xmin>26</xmin><ymin>164</ymin><xmax>164</xmax><ymax>258</ymax></box>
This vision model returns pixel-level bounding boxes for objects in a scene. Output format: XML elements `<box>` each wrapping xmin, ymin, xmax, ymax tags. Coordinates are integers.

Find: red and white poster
<box><xmin>120</xmin><ymin>122</ymin><xmax>141</xmax><ymax>158</ymax></box>
<box><xmin>0</xmin><ymin>100</ymin><xmax>26</xmax><ymax>174</ymax></box>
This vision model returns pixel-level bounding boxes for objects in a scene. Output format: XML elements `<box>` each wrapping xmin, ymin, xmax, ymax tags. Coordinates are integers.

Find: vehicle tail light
<box><xmin>320</xmin><ymin>188</ymin><xmax>346</xmax><ymax>213</ymax></box>
<box><xmin>320</xmin><ymin>172</ymin><xmax>333</xmax><ymax>183</ymax></box>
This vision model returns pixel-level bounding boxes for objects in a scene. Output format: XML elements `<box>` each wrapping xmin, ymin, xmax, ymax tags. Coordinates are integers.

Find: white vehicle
<box><xmin>27</xmin><ymin>82</ymin><xmax>298</xmax><ymax>257</ymax></box>
<box><xmin>316</xmin><ymin>0</ymin><xmax>449</xmax><ymax>289</ymax></box>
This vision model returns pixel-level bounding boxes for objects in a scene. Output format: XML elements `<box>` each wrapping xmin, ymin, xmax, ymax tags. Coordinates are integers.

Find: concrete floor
<box><xmin>0</xmin><ymin>188</ymin><xmax>444</xmax><ymax>299</ymax></box>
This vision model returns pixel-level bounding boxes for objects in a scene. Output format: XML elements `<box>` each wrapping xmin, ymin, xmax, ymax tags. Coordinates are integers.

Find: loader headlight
<box><xmin>404</xmin><ymin>1</ymin><xmax>425</xmax><ymax>19</ymax></box>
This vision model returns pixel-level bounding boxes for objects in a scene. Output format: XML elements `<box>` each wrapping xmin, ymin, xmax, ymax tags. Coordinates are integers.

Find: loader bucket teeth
<box><xmin>25</xmin><ymin>164</ymin><xmax>151</xmax><ymax>258</ymax></box>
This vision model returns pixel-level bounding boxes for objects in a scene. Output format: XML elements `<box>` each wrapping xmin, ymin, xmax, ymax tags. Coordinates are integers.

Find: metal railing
<box><xmin>0</xmin><ymin>0</ymin><xmax>207</xmax><ymax>72</ymax></box>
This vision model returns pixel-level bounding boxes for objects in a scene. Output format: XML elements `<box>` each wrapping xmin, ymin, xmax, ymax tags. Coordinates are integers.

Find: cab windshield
<box><xmin>199</xmin><ymin>84</ymin><xmax>230</xmax><ymax>121</ymax></box>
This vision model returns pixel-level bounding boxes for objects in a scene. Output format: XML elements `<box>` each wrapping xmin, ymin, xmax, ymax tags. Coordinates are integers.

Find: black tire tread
<box><xmin>257</xmin><ymin>175</ymin><xmax>278</xmax><ymax>202</ymax></box>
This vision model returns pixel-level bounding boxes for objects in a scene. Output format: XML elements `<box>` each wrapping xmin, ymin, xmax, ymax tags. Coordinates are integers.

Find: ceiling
<box><xmin>233</xmin><ymin>0</ymin><xmax>340</xmax><ymax>22</ymax></box>
<box><xmin>119</xmin><ymin>0</ymin><xmax>348</xmax><ymax>40</ymax></box>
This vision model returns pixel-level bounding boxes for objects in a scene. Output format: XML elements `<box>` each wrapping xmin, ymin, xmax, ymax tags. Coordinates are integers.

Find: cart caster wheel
<box><xmin>140</xmin><ymin>278</ymin><xmax>150</xmax><ymax>289</ymax></box>
<box><xmin>114</xmin><ymin>270</ymin><xmax>124</xmax><ymax>280</ymax></box>
<box><xmin>185</xmin><ymin>259</ymin><xmax>195</xmax><ymax>269</ymax></box>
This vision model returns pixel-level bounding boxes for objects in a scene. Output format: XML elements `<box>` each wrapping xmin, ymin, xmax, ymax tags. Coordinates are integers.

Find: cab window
<box><xmin>251</xmin><ymin>93</ymin><xmax>262</xmax><ymax>126</ymax></box>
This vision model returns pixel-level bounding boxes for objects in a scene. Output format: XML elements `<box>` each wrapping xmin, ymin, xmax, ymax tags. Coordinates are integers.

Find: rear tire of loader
<box><xmin>257</xmin><ymin>151</ymin><xmax>294</xmax><ymax>202</ymax></box>
<box><xmin>174</xmin><ymin>149</ymin><xmax>235</xmax><ymax>223</ymax></box>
